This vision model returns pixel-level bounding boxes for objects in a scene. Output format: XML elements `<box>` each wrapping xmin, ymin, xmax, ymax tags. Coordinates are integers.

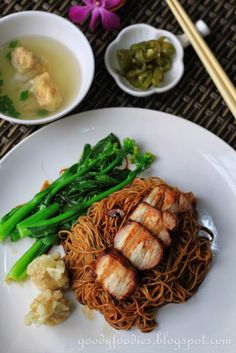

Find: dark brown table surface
<box><xmin>0</xmin><ymin>0</ymin><xmax>235</xmax><ymax>158</ymax></box>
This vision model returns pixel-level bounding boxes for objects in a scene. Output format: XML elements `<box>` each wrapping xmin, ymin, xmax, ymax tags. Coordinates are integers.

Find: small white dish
<box><xmin>105</xmin><ymin>22</ymin><xmax>209</xmax><ymax>97</ymax></box>
<box><xmin>0</xmin><ymin>11</ymin><xmax>95</xmax><ymax>125</ymax></box>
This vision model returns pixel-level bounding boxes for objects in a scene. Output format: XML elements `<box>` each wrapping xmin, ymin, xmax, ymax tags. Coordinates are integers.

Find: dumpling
<box><xmin>27</xmin><ymin>252</ymin><xmax>69</xmax><ymax>290</ymax></box>
<box><xmin>24</xmin><ymin>289</ymin><xmax>71</xmax><ymax>326</ymax></box>
<box><xmin>29</xmin><ymin>72</ymin><xmax>62</xmax><ymax>112</ymax></box>
<box><xmin>11</xmin><ymin>46</ymin><xmax>47</xmax><ymax>76</ymax></box>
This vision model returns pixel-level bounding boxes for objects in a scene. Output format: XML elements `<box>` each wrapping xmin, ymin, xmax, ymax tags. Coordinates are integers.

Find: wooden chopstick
<box><xmin>166</xmin><ymin>0</ymin><xmax>236</xmax><ymax>118</ymax></box>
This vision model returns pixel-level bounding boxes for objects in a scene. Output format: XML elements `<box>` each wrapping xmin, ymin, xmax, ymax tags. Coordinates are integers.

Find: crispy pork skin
<box><xmin>143</xmin><ymin>185</ymin><xmax>166</xmax><ymax>207</ymax></box>
<box><xmin>144</xmin><ymin>185</ymin><xmax>195</xmax><ymax>214</ymax></box>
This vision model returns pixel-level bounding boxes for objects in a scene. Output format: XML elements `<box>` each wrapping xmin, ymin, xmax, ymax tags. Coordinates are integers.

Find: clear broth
<box><xmin>0</xmin><ymin>36</ymin><xmax>80</xmax><ymax>120</ymax></box>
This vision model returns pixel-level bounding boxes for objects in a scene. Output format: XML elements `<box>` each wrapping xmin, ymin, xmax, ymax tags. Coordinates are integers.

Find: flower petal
<box><xmin>89</xmin><ymin>8</ymin><xmax>101</xmax><ymax>31</ymax></box>
<box><xmin>68</xmin><ymin>5</ymin><xmax>93</xmax><ymax>24</ymax></box>
<box><xmin>100</xmin><ymin>8</ymin><xmax>120</xmax><ymax>31</ymax></box>
<box><xmin>82</xmin><ymin>0</ymin><xmax>94</xmax><ymax>4</ymax></box>
<box><xmin>105</xmin><ymin>0</ymin><xmax>123</xmax><ymax>10</ymax></box>
<box><xmin>99</xmin><ymin>0</ymin><xmax>106</xmax><ymax>7</ymax></box>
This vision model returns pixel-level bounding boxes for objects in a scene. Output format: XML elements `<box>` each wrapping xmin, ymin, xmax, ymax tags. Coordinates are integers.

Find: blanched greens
<box><xmin>0</xmin><ymin>133</ymin><xmax>155</xmax><ymax>281</ymax></box>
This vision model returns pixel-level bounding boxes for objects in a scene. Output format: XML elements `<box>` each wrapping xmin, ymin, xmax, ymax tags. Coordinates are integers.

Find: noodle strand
<box><xmin>62</xmin><ymin>178</ymin><xmax>212</xmax><ymax>332</ymax></box>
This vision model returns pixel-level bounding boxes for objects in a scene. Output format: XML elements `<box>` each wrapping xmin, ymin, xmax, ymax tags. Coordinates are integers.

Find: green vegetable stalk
<box><xmin>0</xmin><ymin>134</ymin><xmax>120</xmax><ymax>241</ymax></box>
<box><xmin>0</xmin><ymin>133</ymin><xmax>156</xmax><ymax>282</ymax></box>
<box><xmin>22</xmin><ymin>152</ymin><xmax>154</xmax><ymax>238</ymax></box>
<box><xmin>17</xmin><ymin>203</ymin><xmax>60</xmax><ymax>238</ymax></box>
<box><xmin>6</xmin><ymin>234</ymin><xmax>59</xmax><ymax>281</ymax></box>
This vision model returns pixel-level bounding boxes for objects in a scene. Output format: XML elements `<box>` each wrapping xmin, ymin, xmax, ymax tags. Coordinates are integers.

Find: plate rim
<box><xmin>1</xmin><ymin>108</ymin><xmax>235</xmax><ymax>166</ymax></box>
<box><xmin>0</xmin><ymin>107</ymin><xmax>235</xmax><ymax>353</ymax></box>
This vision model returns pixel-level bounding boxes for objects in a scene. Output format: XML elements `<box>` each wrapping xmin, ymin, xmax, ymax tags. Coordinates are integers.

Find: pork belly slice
<box><xmin>144</xmin><ymin>185</ymin><xmax>195</xmax><ymax>214</ymax></box>
<box><xmin>94</xmin><ymin>251</ymin><xmax>137</xmax><ymax>300</ymax></box>
<box><xmin>161</xmin><ymin>188</ymin><xmax>179</xmax><ymax>214</ymax></box>
<box><xmin>129</xmin><ymin>202</ymin><xmax>177</xmax><ymax>246</ymax></box>
<box><xmin>178</xmin><ymin>192</ymin><xmax>195</xmax><ymax>213</ymax></box>
<box><xmin>143</xmin><ymin>185</ymin><xmax>166</xmax><ymax>207</ymax></box>
<box><xmin>114</xmin><ymin>221</ymin><xmax>163</xmax><ymax>270</ymax></box>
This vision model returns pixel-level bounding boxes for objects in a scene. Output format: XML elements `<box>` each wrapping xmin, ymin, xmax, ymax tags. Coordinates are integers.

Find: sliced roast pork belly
<box><xmin>130</xmin><ymin>202</ymin><xmax>177</xmax><ymax>246</ymax></box>
<box><xmin>144</xmin><ymin>185</ymin><xmax>195</xmax><ymax>214</ymax></box>
<box><xmin>143</xmin><ymin>184</ymin><xmax>166</xmax><ymax>208</ymax></box>
<box><xmin>94</xmin><ymin>251</ymin><xmax>137</xmax><ymax>300</ymax></box>
<box><xmin>178</xmin><ymin>192</ymin><xmax>195</xmax><ymax>213</ymax></box>
<box><xmin>114</xmin><ymin>221</ymin><xmax>163</xmax><ymax>270</ymax></box>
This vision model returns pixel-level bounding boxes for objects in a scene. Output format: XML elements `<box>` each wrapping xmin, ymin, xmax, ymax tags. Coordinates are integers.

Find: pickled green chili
<box><xmin>117</xmin><ymin>37</ymin><xmax>176</xmax><ymax>90</ymax></box>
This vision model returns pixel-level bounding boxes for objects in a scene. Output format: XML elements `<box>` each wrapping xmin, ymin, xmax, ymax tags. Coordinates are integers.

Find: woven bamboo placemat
<box><xmin>0</xmin><ymin>0</ymin><xmax>235</xmax><ymax>157</ymax></box>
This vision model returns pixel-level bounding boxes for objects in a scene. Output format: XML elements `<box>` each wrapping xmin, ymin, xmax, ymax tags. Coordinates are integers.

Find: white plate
<box><xmin>0</xmin><ymin>108</ymin><xmax>235</xmax><ymax>353</ymax></box>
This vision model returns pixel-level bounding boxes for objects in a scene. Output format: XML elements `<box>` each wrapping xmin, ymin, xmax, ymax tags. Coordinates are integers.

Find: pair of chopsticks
<box><xmin>166</xmin><ymin>0</ymin><xmax>236</xmax><ymax>118</ymax></box>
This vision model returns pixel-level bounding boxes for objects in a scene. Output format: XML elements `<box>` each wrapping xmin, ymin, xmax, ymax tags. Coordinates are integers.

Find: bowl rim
<box><xmin>0</xmin><ymin>11</ymin><xmax>95</xmax><ymax>125</ymax></box>
<box><xmin>105</xmin><ymin>23</ymin><xmax>184</xmax><ymax>97</ymax></box>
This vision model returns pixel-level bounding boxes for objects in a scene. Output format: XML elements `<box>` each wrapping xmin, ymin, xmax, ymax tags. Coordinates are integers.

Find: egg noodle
<box><xmin>62</xmin><ymin>178</ymin><xmax>212</xmax><ymax>333</ymax></box>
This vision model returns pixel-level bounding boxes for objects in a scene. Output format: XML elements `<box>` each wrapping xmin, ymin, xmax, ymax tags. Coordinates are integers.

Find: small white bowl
<box><xmin>0</xmin><ymin>11</ymin><xmax>95</xmax><ymax>125</ymax></box>
<box><xmin>105</xmin><ymin>23</ymin><xmax>184</xmax><ymax>97</ymax></box>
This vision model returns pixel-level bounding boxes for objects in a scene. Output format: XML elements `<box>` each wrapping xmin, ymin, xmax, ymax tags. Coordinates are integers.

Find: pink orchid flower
<box><xmin>69</xmin><ymin>0</ymin><xmax>122</xmax><ymax>31</ymax></box>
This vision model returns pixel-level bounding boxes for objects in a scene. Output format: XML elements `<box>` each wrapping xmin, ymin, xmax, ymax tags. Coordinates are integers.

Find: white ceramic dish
<box><xmin>0</xmin><ymin>11</ymin><xmax>95</xmax><ymax>125</ymax></box>
<box><xmin>105</xmin><ymin>22</ymin><xmax>210</xmax><ymax>97</ymax></box>
<box><xmin>0</xmin><ymin>108</ymin><xmax>236</xmax><ymax>353</ymax></box>
<box><xmin>105</xmin><ymin>24</ymin><xmax>184</xmax><ymax>97</ymax></box>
